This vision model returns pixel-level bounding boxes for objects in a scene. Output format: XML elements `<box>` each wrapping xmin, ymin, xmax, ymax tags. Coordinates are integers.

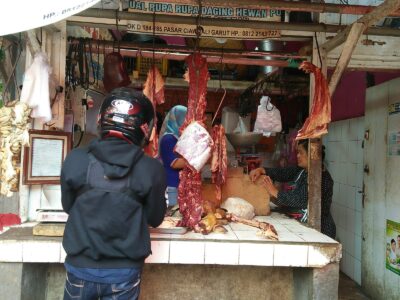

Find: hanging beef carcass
<box><xmin>143</xmin><ymin>66</ymin><xmax>165</xmax><ymax>106</ymax></box>
<box><xmin>103</xmin><ymin>52</ymin><xmax>131</xmax><ymax>93</ymax></box>
<box><xmin>211</xmin><ymin>124</ymin><xmax>227</xmax><ymax>206</ymax></box>
<box><xmin>296</xmin><ymin>61</ymin><xmax>331</xmax><ymax>140</ymax></box>
<box><xmin>177</xmin><ymin>53</ymin><xmax>210</xmax><ymax>230</ymax></box>
<box><xmin>143</xmin><ymin>66</ymin><xmax>165</xmax><ymax>157</ymax></box>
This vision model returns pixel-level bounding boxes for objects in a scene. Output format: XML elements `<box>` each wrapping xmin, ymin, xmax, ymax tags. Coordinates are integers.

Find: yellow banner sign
<box><xmin>127</xmin><ymin>21</ymin><xmax>280</xmax><ymax>39</ymax></box>
<box><xmin>128</xmin><ymin>0</ymin><xmax>282</xmax><ymax>21</ymax></box>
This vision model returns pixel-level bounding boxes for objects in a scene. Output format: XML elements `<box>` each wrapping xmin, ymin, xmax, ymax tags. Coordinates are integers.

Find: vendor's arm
<box><xmin>171</xmin><ymin>157</ymin><xmax>186</xmax><ymax>169</ymax></box>
<box><xmin>160</xmin><ymin>134</ymin><xmax>186</xmax><ymax>170</ymax></box>
<box><xmin>250</xmin><ymin>166</ymin><xmax>303</xmax><ymax>183</ymax></box>
<box><xmin>264</xmin><ymin>175</ymin><xmax>308</xmax><ymax>209</ymax></box>
<box><xmin>265</xmin><ymin>166</ymin><xmax>303</xmax><ymax>182</ymax></box>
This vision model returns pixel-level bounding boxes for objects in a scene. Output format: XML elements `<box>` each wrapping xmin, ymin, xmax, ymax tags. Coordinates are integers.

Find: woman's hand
<box><xmin>249</xmin><ymin>167</ymin><xmax>266</xmax><ymax>182</ymax></box>
<box><xmin>262</xmin><ymin>176</ymin><xmax>278</xmax><ymax>198</ymax></box>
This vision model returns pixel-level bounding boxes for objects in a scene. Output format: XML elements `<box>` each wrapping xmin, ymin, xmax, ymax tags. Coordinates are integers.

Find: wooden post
<box><xmin>328</xmin><ymin>23</ymin><xmax>365</xmax><ymax>95</ymax></box>
<box><xmin>322</xmin><ymin>0</ymin><xmax>400</xmax><ymax>52</ymax></box>
<box><xmin>307</xmin><ymin>33</ymin><xmax>326</xmax><ymax>232</ymax></box>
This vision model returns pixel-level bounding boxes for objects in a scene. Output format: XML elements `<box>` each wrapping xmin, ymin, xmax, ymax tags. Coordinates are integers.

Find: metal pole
<box><xmin>71</xmin><ymin>39</ymin><xmax>307</xmax><ymax>59</ymax></box>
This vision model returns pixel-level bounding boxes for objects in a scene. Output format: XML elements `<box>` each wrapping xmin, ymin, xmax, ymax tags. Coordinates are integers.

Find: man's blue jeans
<box><xmin>63</xmin><ymin>271</ymin><xmax>141</xmax><ymax>300</ymax></box>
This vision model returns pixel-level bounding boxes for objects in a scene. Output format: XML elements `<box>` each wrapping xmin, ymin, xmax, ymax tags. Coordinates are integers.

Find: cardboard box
<box><xmin>202</xmin><ymin>167</ymin><xmax>270</xmax><ymax>216</ymax></box>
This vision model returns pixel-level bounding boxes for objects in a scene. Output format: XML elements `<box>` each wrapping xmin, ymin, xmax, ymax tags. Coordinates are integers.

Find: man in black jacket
<box><xmin>61</xmin><ymin>87</ymin><xmax>166</xmax><ymax>300</ymax></box>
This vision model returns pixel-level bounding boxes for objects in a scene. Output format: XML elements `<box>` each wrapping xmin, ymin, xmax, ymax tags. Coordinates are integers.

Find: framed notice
<box><xmin>386</xmin><ymin>219</ymin><xmax>400</xmax><ymax>276</ymax></box>
<box><xmin>23</xmin><ymin>130</ymin><xmax>72</xmax><ymax>185</ymax></box>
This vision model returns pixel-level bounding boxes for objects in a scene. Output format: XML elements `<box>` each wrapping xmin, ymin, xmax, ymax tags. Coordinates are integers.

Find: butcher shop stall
<box><xmin>7</xmin><ymin>0</ymin><xmax>400</xmax><ymax>298</ymax></box>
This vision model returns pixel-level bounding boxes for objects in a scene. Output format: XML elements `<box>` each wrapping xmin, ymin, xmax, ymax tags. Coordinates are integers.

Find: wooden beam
<box><xmin>25</xmin><ymin>30</ymin><xmax>41</xmax><ymax>57</ymax></box>
<box><xmin>147</xmin><ymin>0</ymin><xmax>400</xmax><ymax>17</ymax></box>
<box><xmin>73</xmin><ymin>9</ymin><xmax>400</xmax><ymax>38</ymax></box>
<box><xmin>322</xmin><ymin>0</ymin><xmax>400</xmax><ymax>52</ymax></box>
<box><xmin>328</xmin><ymin>23</ymin><xmax>365</xmax><ymax>95</ymax></box>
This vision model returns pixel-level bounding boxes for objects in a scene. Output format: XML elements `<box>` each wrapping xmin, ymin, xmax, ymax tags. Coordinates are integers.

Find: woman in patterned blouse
<box><xmin>249</xmin><ymin>139</ymin><xmax>336</xmax><ymax>239</ymax></box>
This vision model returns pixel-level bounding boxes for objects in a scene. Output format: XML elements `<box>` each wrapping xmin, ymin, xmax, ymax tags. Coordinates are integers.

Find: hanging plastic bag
<box><xmin>174</xmin><ymin>121</ymin><xmax>213</xmax><ymax>172</ymax></box>
<box><xmin>233</xmin><ymin>116</ymin><xmax>249</xmax><ymax>133</ymax></box>
<box><xmin>253</xmin><ymin>96</ymin><xmax>282</xmax><ymax>136</ymax></box>
<box><xmin>20</xmin><ymin>52</ymin><xmax>52</xmax><ymax>122</ymax></box>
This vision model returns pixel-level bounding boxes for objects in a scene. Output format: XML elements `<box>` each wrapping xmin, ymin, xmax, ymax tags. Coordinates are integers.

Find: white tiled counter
<box><xmin>146</xmin><ymin>213</ymin><xmax>341</xmax><ymax>268</ymax></box>
<box><xmin>0</xmin><ymin>213</ymin><xmax>342</xmax><ymax>300</ymax></box>
<box><xmin>0</xmin><ymin>213</ymin><xmax>341</xmax><ymax>267</ymax></box>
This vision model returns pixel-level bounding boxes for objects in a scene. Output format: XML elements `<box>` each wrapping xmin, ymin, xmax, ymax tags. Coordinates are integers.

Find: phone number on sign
<box><xmin>241</xmin><ymin>30</ymin><xmax>280</xmax><ymax>38</ymax></box>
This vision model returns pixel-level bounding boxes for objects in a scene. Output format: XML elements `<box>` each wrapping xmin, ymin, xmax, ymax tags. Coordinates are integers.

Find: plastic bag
<box><xmin>221</xmin><ymin>197</ymin><xmax>255</xmax><ymax>220</ymax></box>
<box><xmin>233</xmin><ymin>116</ymin><xmax>249</xmax><ymax>133</ymax></box>
<box><xmin>20</xmin><ymin>52</ymin><xmax>52</xmax><ymax>122</ymax></box>
<box><xmin>174</xmin><ymin>121</ymin><xmax>213</xmax><ymax>172</ymax></box>
<box><xmin>253</xmin><ymin>96</ymin><xmax>282</xmax><ymax>136</ymax></box>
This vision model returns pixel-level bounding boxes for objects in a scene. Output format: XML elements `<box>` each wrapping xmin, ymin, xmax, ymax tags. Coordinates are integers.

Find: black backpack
<box><xmin>64</xmin><ymin>150</ymin><xmax>152</xmax><ymax>261</ymax></box>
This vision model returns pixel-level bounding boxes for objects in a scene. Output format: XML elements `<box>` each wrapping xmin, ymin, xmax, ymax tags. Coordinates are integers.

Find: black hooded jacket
<box><xmin>61</xmin><ymin>138</ymin><xmax>167</xmax><ymax>269</ymax></box>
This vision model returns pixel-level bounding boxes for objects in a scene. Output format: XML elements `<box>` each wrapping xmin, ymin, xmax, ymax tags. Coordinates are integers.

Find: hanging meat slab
<box><xmin>296</xmin><ymin>61</ymin><xmax>331</xmax><ymax>140</ymax></box>
<box><xmin>143</xmin><ymin>66</ymin><xmax>165</xmax><ymax>106</ymax></box>
<box><xmin>143</xmin><ymin>66</ymin><xmax>165</xmax><ymax>157</ymax></box>
<box><xmin>178</xmin><ymin>53</ymin><xmax>210</xmax><ymax>230</ymax></box>
<box><xmin>211</xmin><ymin>125</ymin><xmax>227</xmax><ymax>205</ymax></box>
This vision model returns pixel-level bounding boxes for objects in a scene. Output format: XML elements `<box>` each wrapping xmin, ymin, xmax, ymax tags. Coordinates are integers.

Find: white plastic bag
<box><xmin>253</xmin><ymin>96</ymin><xmax>282</xmax><ymax>136</ymax></box>
<box><xmin>175</xmin><ymin>121</ymin><xmax>213</xmax><ymax>172</ymax></box>
<box><xmin>20</xmin><ymin>52</ymin><xmax>52</xmax><ymax>122</ymax></box>
<box><xmin>233</xmin><ymin>116</ymin><xmax>249</xmax><ymax>133</ymax></box>
<box><xmin>221</xmin><ymin>197</ymin><xmax>255</xmax><ymax>220</ymax></box>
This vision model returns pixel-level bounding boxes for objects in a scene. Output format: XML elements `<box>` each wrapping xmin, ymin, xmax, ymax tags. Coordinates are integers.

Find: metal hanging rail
<box><xmin>69</xmin><ymin>39</ymin><xmax>293</xmax><ymax>67</ymax></box>
<box><xmin>69</xmin><ymin>39</ymin><xmax>307</xmax><ymax>60</ymax></box>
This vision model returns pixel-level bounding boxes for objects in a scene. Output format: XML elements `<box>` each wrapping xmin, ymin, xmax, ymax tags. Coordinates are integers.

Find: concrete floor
<box><xmin>339</xmin><ymin>273</ymin><xmax>370</xmax><ymax>300</ymax></box>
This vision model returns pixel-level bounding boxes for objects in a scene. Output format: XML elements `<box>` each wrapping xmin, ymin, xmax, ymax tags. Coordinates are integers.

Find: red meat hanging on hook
<box><xmin>296</xmin><ymin>61</ymin><xmax>331</xmax><ymax>140</ymax></box>
<box><xmin>103</xmin><ymin>52</ymin><xmax>131</xmax><ymax>93</ymax></box>
<box><xmin>177</xmin><ymin>53</ymin><xmax>210</xmax><ymax>230</ymax></box>
<box><xmin>143</xmin><ymin>66</ymin><xmax>165</xmax><ymax>157</ymax></box>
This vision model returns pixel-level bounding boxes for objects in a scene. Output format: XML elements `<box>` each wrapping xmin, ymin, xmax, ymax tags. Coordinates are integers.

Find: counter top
<box><xmin>0</xmin><ymin>212</ymin><xmax>341</xmax><ymax>268</ymax></box>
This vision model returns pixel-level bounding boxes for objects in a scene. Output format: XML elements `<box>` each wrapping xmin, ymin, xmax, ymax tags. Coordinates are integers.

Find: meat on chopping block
<box><xmin>226</xmin><ymin>213</ymin><xmax>279</xmax><ymax>241</ymax></box>
<box><xmin>296</xmin><ymin>61</ymin><xmax>331</xmax><ymax>140</ymax></box>
<box><xmin>177</xmin><ymin>53</ymin><xmax>210</xmax><ymax>230</ymax></box>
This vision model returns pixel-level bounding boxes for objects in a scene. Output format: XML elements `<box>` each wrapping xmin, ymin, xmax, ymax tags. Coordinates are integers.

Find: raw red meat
<box><xmin>143</xmin><ymin>66</ymin><xmax>165</xmax><ymax>106</ymax></box>
<box><xmin>143</xmin><ymin>66</ymin><xmax>165</xmax><ymax>157</ymax></box>
<box><xmin>178</xmin><ymin>53</ymin><xmax>209</xmax><ymax>229</ymax></box>
<box><xmin>296</xmin><ymin>62</ymin><xmax>331</xmax><ymax>140</ymax></box>
<box><xmin>175</xmin><ymin>122</ymin><xmax>213</xmax><ymax>172</ymax></box>
<box><xmin>211</xmin><ymin>125</ymin><xmax>227</xmax><ymax>205</ymax></box>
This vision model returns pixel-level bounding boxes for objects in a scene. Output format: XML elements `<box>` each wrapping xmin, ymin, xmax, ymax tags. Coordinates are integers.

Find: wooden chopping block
<box><xmin>202</xmin><ymin>167</ymin><xmax>270</xmax><ymax>216</ymax></box>
<box><xmin>33</xmin><ymin>223</ymin><xmax>65</xmax><ymax>237</ymax></box>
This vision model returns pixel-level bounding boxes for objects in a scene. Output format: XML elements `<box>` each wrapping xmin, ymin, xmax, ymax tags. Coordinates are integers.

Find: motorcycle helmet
<box><xmin>99</xmin><ymin>87</ymin><xmax>154</xmax><ymax>146</ymax></box>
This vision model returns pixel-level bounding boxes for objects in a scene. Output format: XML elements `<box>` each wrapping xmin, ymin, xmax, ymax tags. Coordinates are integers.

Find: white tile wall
<box><xmin>274</xmin><ymin>244</ymin><xmax>308</xmax><ymax>267</ymax></box>
<box><xmin>169</xmin><ymin>241</ymin><xmax>205</xmax><ymax>264</ymax></box>
<box><xmin>325</xmin><ymin>117</ymin><xmax>364</xmax><ymax>285</ymax></box>
<box><xmin>239</xmin><ymin>243</ymin><xmax>274</xmax><ymax>266</ymax></box>
<box><xmin>146</xmin><ymin>241</ymin><xmax>170</xmax><ymax>263</ymax></box>
<box><xmin>0</xmin><ymin>241</ymin><xmax>23</xmax><ymax>262</ymax></box>
<box><xmin>204</xmin><ymin>242</ymin><xmax>239</xmax><ymax>265</ymax></box>
<box><xmin>22</xmin><ymin>241</ymin><xmax>61</xmax><ymax>263</ymax></box>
